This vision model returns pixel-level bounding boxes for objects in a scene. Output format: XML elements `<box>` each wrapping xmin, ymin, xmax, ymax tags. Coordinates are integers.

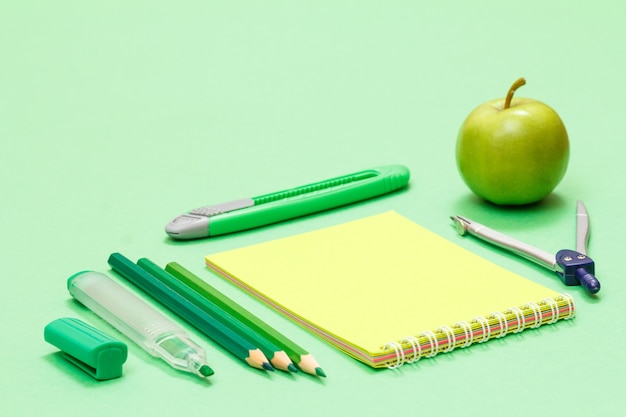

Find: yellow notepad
<box><xmin>205</xmin><ymin>211</ymin><xmax>575</xmax><ymax>368</ymax></box>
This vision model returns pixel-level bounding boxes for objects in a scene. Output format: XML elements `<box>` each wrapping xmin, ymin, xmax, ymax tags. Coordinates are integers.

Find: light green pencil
<box><xmin>165</xmin><ymin>262</ymin><xmax>326</xmax><ymax>377</ymax></box>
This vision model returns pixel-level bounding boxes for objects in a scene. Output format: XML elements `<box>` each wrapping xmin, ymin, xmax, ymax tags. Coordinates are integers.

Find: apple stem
<box><xmin>504</xmin><ymin>77</ymin><xmax>526</xmax><ymax>109</ymax></box>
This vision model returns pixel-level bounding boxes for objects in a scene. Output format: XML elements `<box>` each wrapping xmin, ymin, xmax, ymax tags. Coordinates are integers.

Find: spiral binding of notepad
<box><xmin>382</xmin><ymin>293</ymin><xmax>575</xmax><ymax>368</ymax></box>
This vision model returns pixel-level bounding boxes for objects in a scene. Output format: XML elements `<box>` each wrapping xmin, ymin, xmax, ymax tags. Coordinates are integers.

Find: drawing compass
<box><xmin>451</xmin><ymin>200</ymin><xmax>601</xmax><ymax>294</ymax></box>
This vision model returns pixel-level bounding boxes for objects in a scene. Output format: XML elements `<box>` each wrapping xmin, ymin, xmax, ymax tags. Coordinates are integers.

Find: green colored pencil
<box><xmin>165</xmin><ymin>261</ymin><xmax>326</xmax><ymax>377</ymax></box>
<box><xmin>138</xmin><ymin>258</ymin><xmax>296</xmax><ymax>373</ymax></box>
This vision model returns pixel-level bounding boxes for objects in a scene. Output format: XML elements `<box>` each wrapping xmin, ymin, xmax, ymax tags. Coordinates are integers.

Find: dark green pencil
<box><xmin>165</xmin><ymin>261</ymin><xmax>326</xmax><ymax>377</ymax></box>
<box><xmin>138</xmin><ymin>258</ymin><xmax>296</xmax><ymax>373</ymax></box>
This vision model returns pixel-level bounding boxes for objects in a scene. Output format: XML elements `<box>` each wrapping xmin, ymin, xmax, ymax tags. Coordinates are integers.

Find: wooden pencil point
<box><xmin>270</xmin><ymin>350</ymin><xmax>296</xmax><ymax>372</ymax></box>
<box><xmin>246</xmin><ymin>348</ymin><xmax>273</xmax><ymax>371</ymax></box>
<box><xmin>297</xmin><ymin>353</ymin><xmax>324</xmax><ymax>377</ymax></box>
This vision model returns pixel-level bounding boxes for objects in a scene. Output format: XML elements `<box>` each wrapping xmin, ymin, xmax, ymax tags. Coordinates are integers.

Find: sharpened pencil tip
<box><xmin>270</xmin><ymin>350</ymin><xmax>297</xmax><ymax>373</ymax></box>
<box><xmin>297</xmin><ymin>353</ymin><xmax>324</xmax><ymax>377</ymax></box>
<box><xmin>247</xmin><ymin>349</ymin><xmax>274</xmax><ymax>371</ymax></box>
<box><xmin>288</xmin><ymin>363</ymin><xmax>299</xmax><ymax>373</ymax></box>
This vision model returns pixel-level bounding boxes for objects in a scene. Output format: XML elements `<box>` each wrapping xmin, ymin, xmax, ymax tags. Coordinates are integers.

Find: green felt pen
<box><xmin>165</xmin><ymin>164</ymin><xmax>410</xmax><ymax>239</ymax></box>
<box><xmin>68</xmin><ymin>271</ymin><xmax>214</xmax><ymax>378</ymax></box>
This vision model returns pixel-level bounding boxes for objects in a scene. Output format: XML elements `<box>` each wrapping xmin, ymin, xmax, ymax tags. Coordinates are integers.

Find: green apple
<box><xmin>456</xmin><ymin>78</ymin><xmax>570</xmax><ymax>205</ymax></box>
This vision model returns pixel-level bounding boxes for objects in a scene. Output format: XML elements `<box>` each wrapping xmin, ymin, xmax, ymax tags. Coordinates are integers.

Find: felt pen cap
<box><xmin>44</xmin><ymin>317</ymin><xmax>128</xmax><ymax>380</ymax></box>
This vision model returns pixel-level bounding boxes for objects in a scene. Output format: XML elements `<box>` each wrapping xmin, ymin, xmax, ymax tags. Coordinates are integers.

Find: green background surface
<box><xmin>2</xmin><ymin>1</ymin><xmax>624</xmax><ymax>415</ymax></box>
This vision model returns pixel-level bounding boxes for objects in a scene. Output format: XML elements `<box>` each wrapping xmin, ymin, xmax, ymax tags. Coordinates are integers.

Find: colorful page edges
<box><xmin>206</xmin><ymin>261</ymin><xmax>574</xmax><ymax>368</ymax></box>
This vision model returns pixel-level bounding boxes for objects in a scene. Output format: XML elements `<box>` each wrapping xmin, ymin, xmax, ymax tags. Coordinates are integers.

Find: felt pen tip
<box><xmin>199</xmin><ymin>365</ymin><xmax>214</xmax><ymax>377</ymax></box>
